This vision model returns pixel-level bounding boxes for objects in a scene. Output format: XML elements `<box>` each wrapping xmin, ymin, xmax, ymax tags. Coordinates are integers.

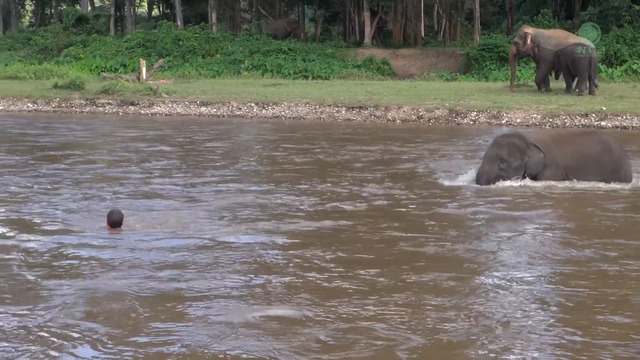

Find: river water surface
<box><xmin>0</xmin><ymin>114</ymin><xmax>639</xmax><ymax>359</ymax></box>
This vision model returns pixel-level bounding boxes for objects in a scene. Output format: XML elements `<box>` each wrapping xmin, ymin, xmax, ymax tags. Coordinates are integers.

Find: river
<box><xmin>0</xmin><ymin>114</ymin><xmax>638</xmax><ymax>359</ymax></box>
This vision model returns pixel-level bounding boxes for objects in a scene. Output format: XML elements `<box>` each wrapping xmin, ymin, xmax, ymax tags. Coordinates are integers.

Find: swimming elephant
<box><xmin>264</xmin><ymin>18</ymin><xmax>300</xmax><ymax>40</ymax></box>
<box><xmin>553</xmin><ymin>43</ymin><xmax>599</xmax><ymax>96</ymax></box>
<box><xmin>509</xmin><ymin>25</ymin><xmax>595</xmax><ymax>93</ymax></box>
<box><xmin>475</xmin><ymin>130</ymin><xmax>633</xmax><ymax>186</ymax></box>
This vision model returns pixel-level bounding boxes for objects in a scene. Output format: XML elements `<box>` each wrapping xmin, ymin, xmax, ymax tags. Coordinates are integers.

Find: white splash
<box><xmin>440</xmin><ymin>169</ymin><xmax>640</xmax><ymax>190</ymax></box>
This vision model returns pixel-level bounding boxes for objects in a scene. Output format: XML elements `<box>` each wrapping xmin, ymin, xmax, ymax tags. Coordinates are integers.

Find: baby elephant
<box><xmin>475</xmin><ymin>130</ymin><xmax>633</xmax><ymax>186</ymax></box>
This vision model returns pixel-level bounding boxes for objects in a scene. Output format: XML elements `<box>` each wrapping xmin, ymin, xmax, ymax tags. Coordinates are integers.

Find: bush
<box><xmin>462</xmin><ymin>34</ymin><xmax>511</xmax><ymax>81</ymax></box>
<box><xmin>0</xmin><ymin>63</ymin><xmax>78</xmax><ymax>80</ymax></box>
<box><xmin>52</xmin><ymin>76</ymin><xmax>86</xmax><ymax>91</ymax></box>
<box><xmin>597</xmin><ymin>26</ymin><xmax>640</xmax><ymax>68</ymax></box>
<box><xmin>54</xmin><ymin>22</ymin><xmax>394</xmax><ymax>80</ymax></box>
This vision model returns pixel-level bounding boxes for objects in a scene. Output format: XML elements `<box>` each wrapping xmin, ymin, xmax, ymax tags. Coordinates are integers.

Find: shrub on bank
<box><xmin>0</xmin><ymin>19</ymin><xmax>638</xmax><ymax>83</ymax></box>
<box><xmin>0</xmin><ymin>22</ymin><xmax>394</xmax><ymax>80</ymax></box>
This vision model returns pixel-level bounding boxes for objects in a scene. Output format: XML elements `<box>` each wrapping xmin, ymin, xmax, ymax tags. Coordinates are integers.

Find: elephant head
<box><xmin>475</xmin><ymin>132</ymin><xmax>546</xmax><ymax>186</ymax></box>
<box><xmin>509</xmin><ymin>25</ymin><xmax>595</xmax><ymax>92</ymax></box>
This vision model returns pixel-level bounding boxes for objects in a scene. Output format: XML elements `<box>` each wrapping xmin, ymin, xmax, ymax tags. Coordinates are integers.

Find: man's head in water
<box><xmin>107</xmin><ymin>208</ymin><xmax>124</xmax><ymax>229</ymax></box>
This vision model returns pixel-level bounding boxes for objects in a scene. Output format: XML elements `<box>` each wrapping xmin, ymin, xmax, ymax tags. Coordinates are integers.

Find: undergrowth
<box><xmin>0</xmin><ymin>14</ymin><xmax>638</xmax><ymax>84</ymax></box>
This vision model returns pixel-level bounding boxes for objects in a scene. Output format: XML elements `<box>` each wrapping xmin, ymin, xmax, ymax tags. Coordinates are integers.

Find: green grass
<box><xmin>1</xmin><ymin>78</ymin><xmax>640</xmax><ymax>114</ymax></box>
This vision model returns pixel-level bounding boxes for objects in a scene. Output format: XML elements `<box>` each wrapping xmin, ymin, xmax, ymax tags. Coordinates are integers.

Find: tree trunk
<box><xmin>506</xmin><ymin>0</ymin><xmax>515</xmax><ymax>36</ymax></box>
<box><xmin>110</xmin><ymin>0</ymin><xmax>116</xmax><ymax>35</ymax></box>
<box><xmin>240</xmin><ymin>0</ymin><xmax>251</xmax><ymax>31</ymax></box>
<box><xmin>343</xmin><ymin>0</ymin><xmax>349</xmax><ymax>42</ymax></box>
<box><xmin>10</xmin><ymin>0</ymin><xmax>18</xmax><ymax>32</ymax></box>
<box><xmin>80</xmin><ymin>0</ymin><xmax>89</xmax><ymax>13</ymax></box>
<box><xmin>363</xmin><ymin>0</ymin><xmax>371</xmax><ymax>46</ymax></box>
<box><xmin>573</xmin><ymin>0</ymin><xmax>582</xmax><ymax>27</ymax></box>
<box><xmin>392</xmin><ymin>0</ymin><xmax>405</xmax><ymax>47</ymax></box>
<box><xmin>174</xmin><ymin>0</ymin><xmax>183</xmax><ymax>29</ymax></box>
<box><xmin>473</xmin><ymin>0</ymin><xmax>480</xmax><ymax>45</ymax></box>
<box><xmin>89</xmin><ymin>0</ymin><xmax>96</xmax><ymax>11</ymax></box>
<box><xmin>419</xmin><ymin>0</ymin><xmax>424</xmax><ymax>45</ymax></box>
<box><xmin>252</xmin><ymin>0</ymin><xmax>259</xmax><ymax>22</ymax></box>
<box><xmin>298</xmin><ymin>2</ymin><xmax>306</xmax><ymax>41</ymax></box>
<box><xmin>52</xmin><ymin>0</ymin><xmax>59</xmax><ymax>24</ymax></box>
<box><xmin>147</xmin><ymin>0</ymin><xmax>154</xmax><ymax>19</ymax></box>
<box><xmin>0</xmin><ymin>0</ymin><xmax>4</xmax><ymax>36</ymax></box>
<box><xmin>404</xmin><ymin>0</ymin><xmax>414</xmax><ymax>46</ymax></box>
<box><xmin>313</xmin><ymin>4</ymin><xmax>323</xmax><ymax>42</ymax></box>
<box><xmin>208</xmin><ymin>0</ymin><xmax>218</xmax><ymax>32</ymax></box>
<box><xmin>353</xmin><ymin>4</ymin><xmax>360</xmax><ymax>43</ymax></box>
<box><xmin>125</xmin><ymin>0</ymin><xmax>135</xmax><ymax>33</ymax></box>
<box><xmin>34</xmin><ymin>0</ymin><xmax>43</xmax><ymax>29</ymax></box>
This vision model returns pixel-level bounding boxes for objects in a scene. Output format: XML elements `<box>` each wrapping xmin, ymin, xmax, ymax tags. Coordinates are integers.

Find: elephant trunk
<box><xmin>475</xmin><ymin>166</ymin><xmax>492</xmax><ymax>186</ymax></box>
<box><xmin>509</xmin><ymin>43</ymin><xmax>518</xmax><ymax>92</ymax></box>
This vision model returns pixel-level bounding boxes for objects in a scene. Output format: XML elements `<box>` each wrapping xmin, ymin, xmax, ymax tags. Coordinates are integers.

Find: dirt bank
<box><xmin>349</xmin><ymin>48</ymin><xmax>465</xmax><ymax>78</ymax></box>
<box><xmin>1</xmin><ymin>97</ymin><xmax>639</xmax><ymax>130</ymax></box>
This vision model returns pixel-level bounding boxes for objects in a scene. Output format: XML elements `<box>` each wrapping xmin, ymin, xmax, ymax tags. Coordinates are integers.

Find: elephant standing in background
<box><xmin>509</xmin><ymin>25</ymin><xmax>596</xmax><ymax>93</ymax></box>
<box><xmin>553</xmin><ymin>43</ymin><xmax>599</xmax><ymax>96</ymax></box>
<box><xmin>475</xmin><ymin>130</ymin><xmax>632</xmax><ymax>186</ymax></box>
<box><xmin>264</xmin><ymin>18</ymin><xmax>300</xmax><ymax>40</ymax></box>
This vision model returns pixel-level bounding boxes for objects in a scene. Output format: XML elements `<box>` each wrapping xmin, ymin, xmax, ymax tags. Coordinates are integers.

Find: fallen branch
<box><xmin>101</xmin><ymin>58</ymin><xmax>165</xmax><ymax>83</ymax></box>
<box><xmin>100</xmin><ymin>73</ymin><xmax>138</xmax><ymax>82</ymax></box>
<box><xmin>258</xmin><ymin>5</ymin><xmax>273</xmax><ymax>20</ymax></box>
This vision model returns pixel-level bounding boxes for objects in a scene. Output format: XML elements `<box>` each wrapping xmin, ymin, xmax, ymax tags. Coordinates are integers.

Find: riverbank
<box><xmin>2</xmin><ymin>97</ymin><xmax>640</xmax><ymax>129</ymax></box>
<box><xmin>1</xmin><ymin>79</ymin><xmax>640</xmax><ymax>129</ymax></box>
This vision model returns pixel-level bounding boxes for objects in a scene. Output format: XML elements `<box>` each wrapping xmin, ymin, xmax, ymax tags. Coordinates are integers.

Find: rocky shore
<box><xmin>1</xmin><ymin>97</ymin><xmax>640</xmax><ymax>129</ymax></box>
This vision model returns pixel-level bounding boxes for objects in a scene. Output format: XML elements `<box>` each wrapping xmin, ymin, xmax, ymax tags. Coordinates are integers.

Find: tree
<box><xmin>0</xmin><ymin>0</ymin><xmax>3</xmax><ymax>36</ymax></box>
<box><xmin>473</xmin><ymin>0</ymin><xmax>480</xmax><ymax>45</ymax></box>
<box><xmin>9</xmin><ymin>0</ymin><xmax>18</xmax><ymax>32</ymax></box>
<box><xmin>208</xmin><ymin>0</ymin><xmax>218</xmax><ymax>32</ymax></box>
<box><xmin>506</xmin><ymin>0</ymin><xmax>515</xmax><ymax>36</ymax></box>
<box><xmin>298</xmin><ymin>2</ymin><xmax>306</xmax><ymax>41</ymax></box>
<box><xmin>175</xmin><ymin>0</ymin><xmax>184</xmax><ymax>29</ymax></box>
<box><xmin>125</xmin><ymin>0</ymin><xmax>135</xmax><ymax>33</ymax></box>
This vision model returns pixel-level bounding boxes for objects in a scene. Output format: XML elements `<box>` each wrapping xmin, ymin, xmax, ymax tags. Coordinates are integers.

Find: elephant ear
<box><xmin>524</xmin><ymin>142</ymin><xmax>545</xmax><ymax>180</ymax></box>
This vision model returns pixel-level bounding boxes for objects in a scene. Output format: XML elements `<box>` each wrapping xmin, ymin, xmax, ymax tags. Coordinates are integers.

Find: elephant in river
<box><xmin>264</xmin><ymin>18</ymin><xmax>300</xmax><ymax>40</ymax></box>
<box><xmin>475</xmin><ymin>130</ymin><xmax>633</xmax><ymax>186</ymax></box>
<box><xmin>509</xmin><ymin>25</ymin><xmax>596</xmax><ymax>93</ymax></box>
<box><xmin>553</xmin><ymin>43</ymin><xmax>599</xmax><ymax>96</ymax></box>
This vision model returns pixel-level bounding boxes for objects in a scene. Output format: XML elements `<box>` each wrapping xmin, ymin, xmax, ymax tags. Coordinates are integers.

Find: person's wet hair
<box><xmin>107</xmin><ymin>208</ymin><xmax>124</xmax><ymax>229</ymax></box>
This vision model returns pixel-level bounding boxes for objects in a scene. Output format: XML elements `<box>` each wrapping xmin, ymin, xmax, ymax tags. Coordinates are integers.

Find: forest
<box><xmin>0</xmin><ymin>0</ymin><xmax>639</xmax><ymax>83</ymax></box>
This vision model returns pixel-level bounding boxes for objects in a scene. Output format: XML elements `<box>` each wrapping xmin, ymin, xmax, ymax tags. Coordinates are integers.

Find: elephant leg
<box><xmin>562</xmin><ymin>72</ymin><xmax>574</xmax><ymax>93</ymax></box>
<box><xmin>535</xmin><ymin>62</ymin><xmax>553</xmax><ymax>93</ymax></box>
<box><xmin>588</xmin><ymin>57</ymin><xmax>598</xmax><ymax>95</ymax></box>
<box><xmin>588</xmin><ymin>77</ymin><xmax>596</xmax><ymax>95</ymax></box>
<box><xmin>574</xmin><ymin>73</ymin><xmax>588</xmax><ymax>96</ymax></box>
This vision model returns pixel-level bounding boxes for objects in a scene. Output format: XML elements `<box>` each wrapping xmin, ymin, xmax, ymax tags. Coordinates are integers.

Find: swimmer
<box><xmin>107</xmin><ymin>208</ymin><xmax>124</xmax><ymax>229</ymax></box>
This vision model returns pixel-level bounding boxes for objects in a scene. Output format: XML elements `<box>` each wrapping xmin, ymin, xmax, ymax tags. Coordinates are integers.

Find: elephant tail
<box><xmin>590</xmin><ymin>50</ymin><xmax>600</xmax><ymax>89</ymax></box>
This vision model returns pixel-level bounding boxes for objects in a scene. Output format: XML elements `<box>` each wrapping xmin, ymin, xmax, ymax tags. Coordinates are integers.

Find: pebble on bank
<box><xmin>1</xmin><ymin>98</ymin><xmax>639</xmax><ymax>130</ymax></box>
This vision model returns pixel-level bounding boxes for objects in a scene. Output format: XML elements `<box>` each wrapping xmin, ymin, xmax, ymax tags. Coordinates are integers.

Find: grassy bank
<box><xmin>1</xmin><ymin>78</ymin><xmax>640</xmax><ymax>115</ymax></box>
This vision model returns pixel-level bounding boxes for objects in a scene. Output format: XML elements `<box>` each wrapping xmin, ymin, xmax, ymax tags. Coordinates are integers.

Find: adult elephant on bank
<box><xmin>509</xmin><ymin>25</ymin><xmax>596</xmax><ymax>93</ymax></box>
<box><xmin>475</xmin><ymin>130</ymin><xmax>633</xmax><ymax>186</ymax></box>
<box><xmin>264</xmin><ymin>18</ymin><xmax>300</xmax><ymax>40</ymax></box>
<box><xmin>553</xmin><ymin>43</ymin><xmax>599</xmax><ymax>96</ymax></box>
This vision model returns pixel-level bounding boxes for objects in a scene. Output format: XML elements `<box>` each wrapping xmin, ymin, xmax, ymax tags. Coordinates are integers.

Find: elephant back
<box><xmin>530</xmin><ymin>27</ymin><xmax>596</xmax><ymax>51</ymax></box>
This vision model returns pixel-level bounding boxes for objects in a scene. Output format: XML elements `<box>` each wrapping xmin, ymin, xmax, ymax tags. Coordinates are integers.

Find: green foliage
<box><xmin>462</xmin><ymin>34</ymin><xmax>511</xmax><ymax>81</ymax></box>
<box><xmin>96</xmin><ymin>80</ymin><xmax>132</xmax><ymax>95</ymax></box>
<box><xmin>530</xmin><ymin>9</ymin><xmax>562</xmax><ymax>29</ymax></box>
<box><xmin>599</xmin><ymin>61</ymin><xmax>640</xmax><ymax>81</ymax></box>
<box><xmin>1</xmin><ymin>21</ymin><xmax>393</xmax><ymax>81</ymax></box>
<box><xmin>52</xmin><ymin>76</ymin><xmax>86</xmax><ymax>91</ymax></box>
<box><xmin>580</xmin><ymin>2</ymin><xmax>640</xmax><ymax>33</ymax></box>
<box><xmin>597</xmin><ymin>26</ymin><xmax>640</xmax><ymax>68</ymax></box>
<box><xmin>0</xmin><ymin>63</ymin><xmax>78</xmax><ymax>80</ymax></box>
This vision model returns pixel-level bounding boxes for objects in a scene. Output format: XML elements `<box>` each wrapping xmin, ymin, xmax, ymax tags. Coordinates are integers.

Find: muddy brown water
<box><xmin>0</xmin><ymin>114</ymin><xmax>639</xmax><ymax>360</ymax></box>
